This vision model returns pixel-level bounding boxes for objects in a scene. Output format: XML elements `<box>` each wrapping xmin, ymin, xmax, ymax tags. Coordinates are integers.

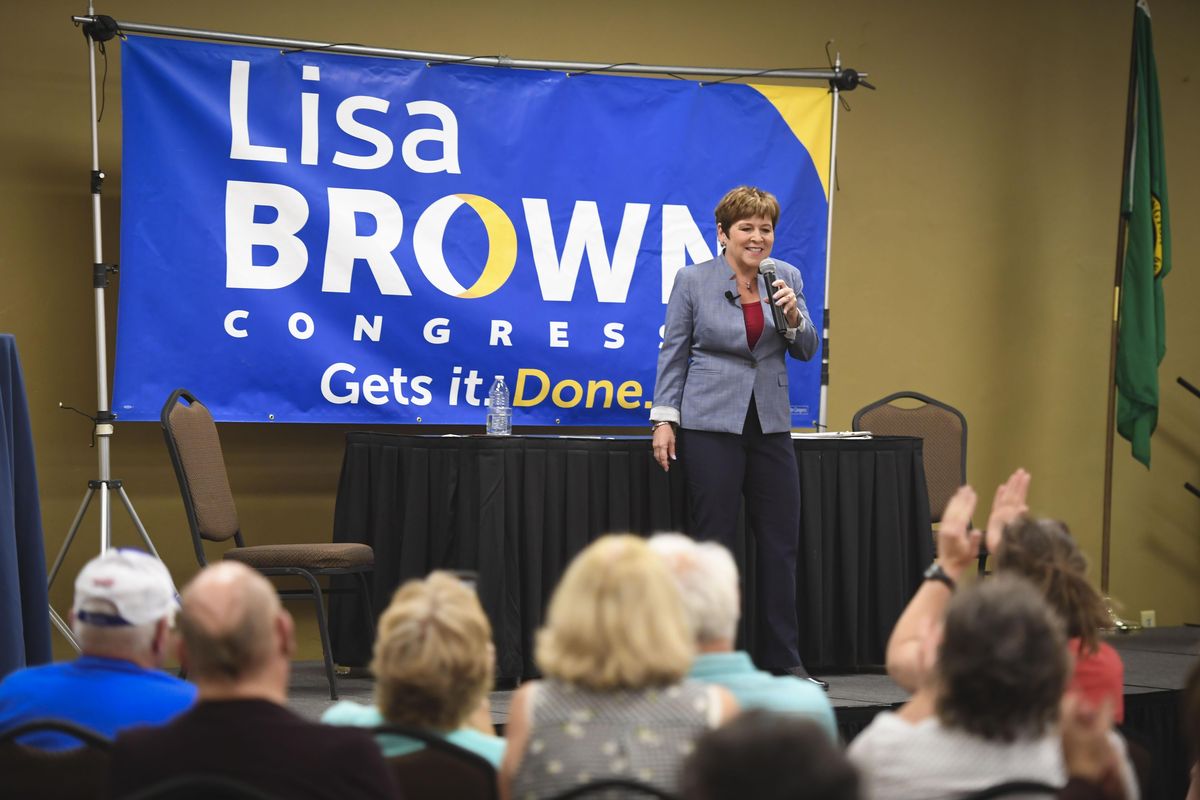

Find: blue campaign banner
<box><xmin>113</xmin><ymin>35</ymin><xmax>830</xmax><ymax>426</ymax></box>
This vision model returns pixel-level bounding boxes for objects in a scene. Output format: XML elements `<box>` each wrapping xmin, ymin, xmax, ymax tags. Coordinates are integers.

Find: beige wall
<box><xmin>4</xmin><ymin>1</ymin><xmax>1197</xmax><ymax>660</ymax></box>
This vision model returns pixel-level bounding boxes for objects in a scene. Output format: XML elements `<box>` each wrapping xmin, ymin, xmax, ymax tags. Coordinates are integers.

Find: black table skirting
<box><xmin>1121</xmin><ymin>689</ymin><xmax>1189</xmax><ymax>800</ymax></box>
<box><xmin>329</xmin><ymin>433</ymin><xmax>933</xmax><ymax>678</ymax></box>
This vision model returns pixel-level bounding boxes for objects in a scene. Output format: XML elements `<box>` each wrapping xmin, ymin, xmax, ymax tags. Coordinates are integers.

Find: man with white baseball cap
<box><xmin>0</xmin><ymin>548</ymin><xmax>196</xmax><ymax>749</ymax></box>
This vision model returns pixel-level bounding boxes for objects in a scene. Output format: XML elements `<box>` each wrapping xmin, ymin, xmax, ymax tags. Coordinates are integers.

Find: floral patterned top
<box><xmin>512</xmin><ymin>679</ymin><xmax>720</xmax><ymax>799</ymax></box>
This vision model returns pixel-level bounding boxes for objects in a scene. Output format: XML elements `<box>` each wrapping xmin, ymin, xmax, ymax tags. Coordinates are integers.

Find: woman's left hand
<box><xmin>772</xmin><ymin>280</ymin><xmax>802</xmax><ymax>327</ymax></box>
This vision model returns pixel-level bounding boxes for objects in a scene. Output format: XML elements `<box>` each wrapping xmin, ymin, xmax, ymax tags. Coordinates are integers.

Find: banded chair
<box><xmin>374</xmin><ymin>724</ymin><xmax>498</xmax><ymax>800</ymax></box>
<box><xmin>123</xmin><ymin>774</ymin><xmax>281</xmax><ymax>800</ymax></box>
<box><xmin>160</xmin><ymin>389</ymin><xmax>375</xmax><ymax>700</ymax></box>
<box><xmin>852</xmin><ymin>391</ymin><xmax>984</xmax><ymax>571</ymax></box>
<box><xmin>0</xmin><ymin>718</ymin><xmax>112</xmax><ymax>800</ymax></box>
<box><xmin>547</xmin><ymin>778</ymin><xmax>678</xmax><ymax>799</ymax></box>
<box><xmin>958</xmin><ymin>780</ymin><xmax>1059</xmax><ymax>800</ymax></box>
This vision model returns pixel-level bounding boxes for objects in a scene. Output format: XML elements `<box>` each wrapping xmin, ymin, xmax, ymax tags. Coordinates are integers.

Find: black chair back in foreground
<box><xmin>0</xmin><ymin>718</ymin><xmax>112</xmax><ymax>800</ymax></box>
<box><xmin>374</xmin><ymin>723</ymin><xmax>498</xmax><ymax>800</ymax></box>
<box><xmin>121</xmin><ymin>773</ymin><xmax>281</xmax><ymax>800</ymax></box>
<box><xmin>547</xmin><ymin>777</ymin><xmax>678</xmax><ymax>800</ymax></box>
<box><xmin>958</xmin><ymin>780</ymin><xmax>1059</xmax><ymax>800</ymax></box>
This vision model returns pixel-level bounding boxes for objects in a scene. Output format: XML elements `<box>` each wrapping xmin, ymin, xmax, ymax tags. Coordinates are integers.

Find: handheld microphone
<box><xmin>758</xmin><ymin>259</ymin><xmax>789</xmax><ymax>335</ymax></box>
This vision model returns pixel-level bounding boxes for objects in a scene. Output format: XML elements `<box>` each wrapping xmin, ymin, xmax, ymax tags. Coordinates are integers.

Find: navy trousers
<box><xmin>678</xmin><ymin>397</ymin><xmax>804</xmax><ymax>671</ymax></box>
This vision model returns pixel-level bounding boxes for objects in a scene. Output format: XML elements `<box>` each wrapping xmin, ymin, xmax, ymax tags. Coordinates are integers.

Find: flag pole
<box><xmin>1099</xmin><ymin>1</ymin><xmax>1142</xmax><ymax>629</ymax></box>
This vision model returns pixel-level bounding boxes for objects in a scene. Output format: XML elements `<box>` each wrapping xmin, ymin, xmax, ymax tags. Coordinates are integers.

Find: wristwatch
<box><xmin>923</xmin><ymin>561</ymin><xmax>956</xmax><ymax>591</ymax></box>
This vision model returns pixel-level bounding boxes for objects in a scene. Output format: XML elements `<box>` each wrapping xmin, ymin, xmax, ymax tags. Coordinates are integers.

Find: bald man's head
<box><xmin>177</xmin><ymin>562</ymin><xmax>287</xmax><ymax>683</ymax></box>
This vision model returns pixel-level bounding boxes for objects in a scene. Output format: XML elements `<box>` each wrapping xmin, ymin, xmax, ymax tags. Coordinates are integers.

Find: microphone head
<box><xmin>758</xmin><ymin>258</ymin><xmax>777</xmax><ymax>275</ymax></box>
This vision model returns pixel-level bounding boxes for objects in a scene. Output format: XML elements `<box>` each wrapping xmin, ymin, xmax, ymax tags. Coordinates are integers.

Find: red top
<box><xmin>1068</xmin><ymin>638</ymin><xmax>1125</xmax><ymax>723</ymax></box>
<box><xmin>742</xmin><ymin>298</ymin><xmax>764</xmax><ymax>350</ymax></box>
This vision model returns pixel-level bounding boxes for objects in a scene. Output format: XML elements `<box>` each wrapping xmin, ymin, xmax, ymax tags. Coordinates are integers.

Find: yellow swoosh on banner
<box><xmin>457</xmin><ymin>193</ymin><xmax>518</xmax><ymax>298</ymax></box>
<box><xmin>749</xmin><ymin>85</ymin><xmax>832</xmax><ymax>199</ymax></box>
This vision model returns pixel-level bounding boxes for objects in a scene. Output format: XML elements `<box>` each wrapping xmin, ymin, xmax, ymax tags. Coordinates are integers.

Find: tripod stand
<box><xmin>47</xmin><ymin>8</ymin><xmax>171</xmax><ymax>651</ymax></box>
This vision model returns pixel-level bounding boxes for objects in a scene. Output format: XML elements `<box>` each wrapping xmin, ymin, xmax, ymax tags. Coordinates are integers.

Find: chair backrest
<box><xmin>852</xmin><ymin>391</ymin><xmax>967</xmax><ymax>522</ymax></box>
<box><xmin>122</xmin><ymin>773</ymin><xmax>281</xmax><ymax>800</ymax></box>
<box><xmin>0</xmin><ymin>718</ymin><xmax>112</xmax><ymax>800</ymax></box>
<box><xmin>547</xmin><ymin>777</ymin><xmax>679</xmax><ymax>799</ymax></box>
<box><xmin>374</xmin><ymin>724</ymin><xmax>498</xmax><ymax>800</ymax></box>
<box><xmin>957</xmin><ymin>780</ymin><xmax>1060</xmax><ymax>800</ymax></box>
<box><xmin>160</xmin><ymin>389</ymin><xmax>242</xmax><ymax>563</ymax></box>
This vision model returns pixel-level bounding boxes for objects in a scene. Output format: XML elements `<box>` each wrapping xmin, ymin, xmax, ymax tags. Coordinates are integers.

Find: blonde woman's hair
<box><xmin>536</xmin><ymin>534</ymin><xmax>695</xmax><ymax>691</ymax></box>
<box><xmin>371</xmin><ymin>571</ymin><xmax>493</xmax><ymax>730</ymax></box>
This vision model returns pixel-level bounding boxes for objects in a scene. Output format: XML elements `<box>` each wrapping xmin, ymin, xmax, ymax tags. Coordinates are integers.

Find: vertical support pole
<box><xmin>1102</xmin><ymin>4</ymin><xmax>1141</xmax><ymax>599</ymax></box>
<box><xmin>85</xmin><ymin>0</ymin><xmax>114</xmax><ymax>553</ymax></box>
<box><xmin>817</xmin><ymin>55</ymin><xmax>841</xmax><ymax>432</ymax></box>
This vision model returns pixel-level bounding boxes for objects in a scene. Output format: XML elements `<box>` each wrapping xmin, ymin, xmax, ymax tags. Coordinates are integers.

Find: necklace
<box><xmin>731</xmin><ymin>269</ymin><xmax>756</xmax><ymax>291</ymax></box>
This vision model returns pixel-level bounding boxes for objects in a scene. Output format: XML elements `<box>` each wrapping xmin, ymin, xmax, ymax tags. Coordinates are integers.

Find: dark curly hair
<box><xmin>993</xmin><ymin>516</ymin><xmax>1110</xmax><ymax>652</ymax></box>
<box><xmin>936</xmin><ymin>574</ymin><xmax>1069</xmax><ymax>742</ymax></box>
<box><xmin>681</xmin><ymin>710</ymin><xmax>858</xmax><ymax>800</ymax></box>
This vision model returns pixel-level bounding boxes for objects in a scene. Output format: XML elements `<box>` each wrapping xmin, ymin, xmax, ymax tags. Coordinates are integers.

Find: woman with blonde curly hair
<box><xmin>499</xmin><ymin>535</ymin><xmax>737</xmax><ymax>799</ymax></box>
<box><xmin>321</xmin><ymin>571</ymin><xmax>505</xmax><ymax>766</ymax></box>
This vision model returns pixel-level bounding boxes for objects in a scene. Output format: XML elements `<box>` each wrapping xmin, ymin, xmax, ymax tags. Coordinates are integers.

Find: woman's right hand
<box><xmin>652</xmin><ymin>423</ymin><xmax>676</xmax><ymax>472</ymax></box>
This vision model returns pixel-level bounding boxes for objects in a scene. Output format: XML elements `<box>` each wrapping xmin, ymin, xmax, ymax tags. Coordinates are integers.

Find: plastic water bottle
<box><xmin>486</xmin><ymin>375</ymin><xmax>512</xmax><ymax>436</ymax></box>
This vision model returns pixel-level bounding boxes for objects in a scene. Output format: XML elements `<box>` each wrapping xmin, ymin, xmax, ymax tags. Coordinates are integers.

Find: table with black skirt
<box><xmin>328</xmin><ymin>433</ymin><xmax>933</xmax><ymax>678</ymax></box>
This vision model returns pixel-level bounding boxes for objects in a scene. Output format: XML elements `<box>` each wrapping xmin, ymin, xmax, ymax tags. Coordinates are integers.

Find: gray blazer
<box><xmin>651</xmin><ymin>254</ymin><xmax>818</xmax><ymax>435</ymax></box>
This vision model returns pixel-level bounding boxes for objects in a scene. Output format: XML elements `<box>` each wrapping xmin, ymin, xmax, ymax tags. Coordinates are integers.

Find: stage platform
<box><xmin>288</xmin><ymin>625</ymin><xmax>1197</xmax><ymax>799</ymax></box>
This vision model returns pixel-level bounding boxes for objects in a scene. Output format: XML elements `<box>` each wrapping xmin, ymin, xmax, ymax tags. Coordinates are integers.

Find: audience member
<box><xmin>875</xmin><ymin>482</ymin><xmax>1140</xmax><ymax>799</ymax></box>
<box><xmin>0</xmin><ymin>548</ymin><xmax>195</xmax><ymax>749</ymax></box>
<box><xmin>322</xmin><ymin>570</ymin><xmax>504</xmax><ymax>765</ymax></box>
<box><xmin>109</xmin><ymin>561</ymin><xmax>395</xmax><ymax>800</ymax></box>
<box><xmin>680</xmin><ymin>709</ymin><xmax>858</xmax><ymax>800</ymax></box>
<box><xmin>648</xmin><ymin>533</ymin><xmax>836</xmax><ymax>742</ymax></box>
<box><xmin>993</xmin><ymin>516</ymin><xmax>1124</xmax><ymax>723</ymax></box>
<box><xmin>499</xmin><ymin>535</ymin><xmax>737</xmax><ymax>800</ymax></box>
<box><xmin>849</xmin><ymin>573</ymin><xmax>1074</xmax><ymax>799</ymax></box>
<box><xmin>885</xmin><ymin>475</ymin><xmax>1021</xmax><ymax>693</ymax></box>
<box><xmin>889</xmin><ymin>470</ymin><xmax>1124</xmax><ymax>725</ymax></box>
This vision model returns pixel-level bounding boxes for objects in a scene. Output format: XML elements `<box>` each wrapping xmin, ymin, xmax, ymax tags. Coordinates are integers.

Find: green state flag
<box><xmin>1116</xmin><ymin>0</ymin><xmax>1172</xmax><ymax>467</ymax></box>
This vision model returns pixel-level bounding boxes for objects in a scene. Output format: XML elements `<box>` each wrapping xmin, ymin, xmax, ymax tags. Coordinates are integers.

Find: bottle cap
<box><xmin>495</xmin><ymin>375</ymin><xmax>504</xmax><ymax>380</ymax></box>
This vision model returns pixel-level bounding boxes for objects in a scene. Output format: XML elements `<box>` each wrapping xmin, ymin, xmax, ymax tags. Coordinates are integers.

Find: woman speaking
<box><xmin>650</xmin><ymin>185</ymin><xmax>821</xmax><ymax>685</ymax></box>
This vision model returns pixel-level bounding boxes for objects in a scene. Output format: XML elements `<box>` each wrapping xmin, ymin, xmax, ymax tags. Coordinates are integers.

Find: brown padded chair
<box><xmin>373</xmin><ymin>724</ymin><xmax>498</xmax><ymax>800</ymax></box>
<box><xmin>160</xmin><ymin>389</ymin><xmax>374</xmax><ymax>700</ymax></box>
<box><xmin>0</xmin><ymin>718</ymin><xmax>112</xmax><ymax>800</ymax></box>
<box><xmin>851</xmin><ymin>391</ymin><xmax>984</xmax><ymax>572</ymax></box>
<box><xmin>852</xmin><ymin>391</ymin><xmax>967</xmax><ymax>524</ymax></box>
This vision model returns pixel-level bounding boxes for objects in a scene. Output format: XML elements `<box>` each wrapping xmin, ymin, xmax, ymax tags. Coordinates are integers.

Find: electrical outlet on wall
<box><xmin>1140</xmin><ymin>610</ymin><xmax>1156</xmax><ymax>628</ymax></box>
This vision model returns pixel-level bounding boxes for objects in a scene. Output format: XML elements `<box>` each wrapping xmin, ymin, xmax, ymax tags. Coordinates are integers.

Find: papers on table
<box><xmin>790</xmin><ymin>430</ymin><xmax>873</xmax><ymax>439</ymax></box>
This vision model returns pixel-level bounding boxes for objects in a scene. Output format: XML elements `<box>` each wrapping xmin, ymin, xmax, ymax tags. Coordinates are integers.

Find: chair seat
<box><xmin>223</xmin><ymin>542</ymin><xmax>374</xmax><ymax>571</ymax></box>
